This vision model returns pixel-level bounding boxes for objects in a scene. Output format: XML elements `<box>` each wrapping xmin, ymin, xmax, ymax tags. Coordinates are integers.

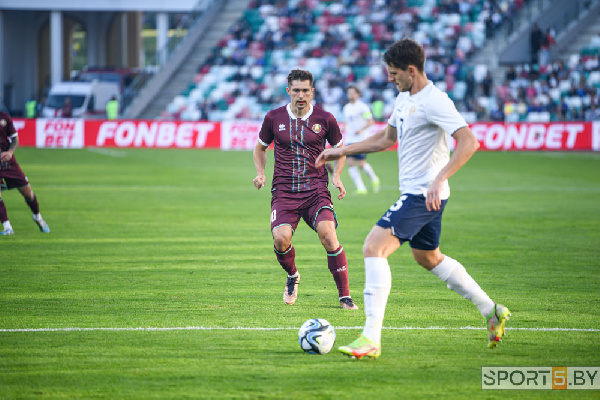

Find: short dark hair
<box><xmin>382</xmin><ymin>38</ymin><xmax>425</xmax><ymax>72</ymax></box>
<box><xmin>347</xmin><ymin>85</ymin><xmax>360</xmax><ymax>94</ymax></box>
<box><xmin>287</xmin><ymin>69</ymin><xmax>314</xmax><ymax>87</ymax></box>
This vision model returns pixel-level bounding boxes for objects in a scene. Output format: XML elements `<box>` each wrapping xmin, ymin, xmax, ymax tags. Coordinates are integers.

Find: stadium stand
<box><xmin>161</xmin><ymin>0</ymin><xmax>599</xmax><ymax>123</ymax></box>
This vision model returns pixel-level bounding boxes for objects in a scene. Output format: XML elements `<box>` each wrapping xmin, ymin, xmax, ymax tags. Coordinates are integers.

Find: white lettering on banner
<box><xmin>36</xmin><ymin>119</ymin><xmax>84</xmax><ymax>148</ymax></box>
<box><xmin>546</xmin><ymin>124</ymin><xmax>563</xmax><ymax>149</ymax></box>
<box><xmin>116</xmin><ymin>121</ymin><xmax>137</xmax><ymax>146</ymax></box>
<box><xmin>157</xmin><ymin>123</ymin><xmax>175</xmax><ymax>147</ymax></box>
<box><xmin>471</xmin><ymin>123</ymin><xmax>584</xmax><ymax>150</ymax></box>
<box><xmin>96</xmin><ymin>121</ymin><xmax>216</xmax><ymax>148</ymax></box>
<box><xmin>97</xmin><ymin>122</ymin><xmax>118</xmax><ymax>146</ymax></box>
<box><xmin>593</xmin><ymin>122</ymin><xmax>600</xmax><ymax>151</ymax></box>
<box><xmin>195</xmin><ymin>123</ymin><xmax>213</xmax><ymax>147</ymax></box>
<box><xmin>565</xmin><ymin>124</ymin><xmax>584</xmax><ymax>148</ymax></box>
<box><xmin>526</xmin><ymin>124</ymin><xmax>545</xmax><ymax>149</ymax></box>
<box><xmin>221</xmin><ymin>121</ymin><xmax>262</xmax><ymax>150</ymax></box>
<box><xmin>135</xmin><ymin>122</ymin><xmax>158</xmax><ymax>147</ymax></box>
<box><xmin>175</xmin><ymin>123</ymin><xmax>193</xmax><ymax>147</ymax></box>
<box><xmin>505</xmin><ymin>124</ymin><xmax>527</xmax><ymax>148</ymax></box>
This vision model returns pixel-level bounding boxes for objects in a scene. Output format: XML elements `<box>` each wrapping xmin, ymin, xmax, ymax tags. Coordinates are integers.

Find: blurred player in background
<box><xmin>343</xmin><ymin>85</ymin><xmax>380</xmax><ymax>194</ymax></box>
<box><xmin>253</xmin><ymin>69</ymin><xmax>359</xmax><ymax>310</ymax></box>
<box><xmin>0</xmin><ymin>102</ymin><xmax>50</xmax><ymax>235</ymax></box>
<box><xmin>317</xmin><ymin>38</ymin><xmax>510</xmax><ymax>358</ymax></box>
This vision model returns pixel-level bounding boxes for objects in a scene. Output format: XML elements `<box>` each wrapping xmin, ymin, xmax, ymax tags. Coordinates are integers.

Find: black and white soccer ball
<box><xmin>298</xmin><ymin>318</ymin><xmax>336</xmax><ymax>354</ymax></box>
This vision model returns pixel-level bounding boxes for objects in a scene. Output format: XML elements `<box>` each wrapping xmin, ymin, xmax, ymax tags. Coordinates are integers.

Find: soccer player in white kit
<box><xmin>316</xmin><ymin>38</ymin><xmax>510</xmax><ymax>359</ymax></box>
<box><xmin>343</xmin><ymin>86</ymin><xmax>380</xmax><ymax>194</ymax></box>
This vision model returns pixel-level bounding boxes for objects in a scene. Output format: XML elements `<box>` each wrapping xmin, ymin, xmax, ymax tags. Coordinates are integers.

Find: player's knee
<box><xmin>319</xmin><ymin>234</ymin><xmax>338</xmax><ymax>251</ymax></box>
<box><xmin>273</xmin><ymin>236</ymin><xmax>291</xmax><ymax>252</ymax></box>
<box><xmin>362</xmin><ymin>240</ymin><xmax>381</xmax><ymax>257</ymax></box>
<box><xmin>412</xmin><ymin>250</ymin><xmax>443</xmax><ymax>269</ymax></box>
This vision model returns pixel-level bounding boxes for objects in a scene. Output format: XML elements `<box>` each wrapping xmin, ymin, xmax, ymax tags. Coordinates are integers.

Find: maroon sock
<box><xmin>0</xmin><ymin>198</ymin><xmax>8</xmax><ymax>223</ymax></box>
<box><xmin>25</xmin><ymin>195</ymin><xmax>40</xmax><ymax>215</ymax></box>
<box><xmin>275</xmin><ymin>244</ymin><xmax>297</xmax><ymax>276</ymax></box>
<box><xmin>327</xmin><ymin>245</ymin><xmax>350</xmax><ymax>299</ymax></box>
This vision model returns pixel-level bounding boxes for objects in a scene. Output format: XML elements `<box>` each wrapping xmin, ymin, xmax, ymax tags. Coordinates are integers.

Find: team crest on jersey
<box><xmin>409</xmin><ymin>106</ymin><xmax>416</xmax><ymax>116</ymax></box>
<box><xmin>312</xmin><ymin>124</ymin><xmax>322</xmax><ymax>133</ymax></box>
<box><xmin>279</xmin><ymin>123</ymin><xmax>285</xmax><ymax>131</ymax></box>
<box><xmin>0</xmin><ymin>119</ymin><xmax>5</xmax><ymax>127</ymax></box>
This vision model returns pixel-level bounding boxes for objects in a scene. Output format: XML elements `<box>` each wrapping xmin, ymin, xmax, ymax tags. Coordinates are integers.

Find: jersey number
<box><xmin>271</xmin><ymin>210</ymin><xmax>276</xmax><ymax>223</ymax></box>
<box><xmin>389</xmin><ymin>195</ymin><xmax>408</xmax><ymax>212</ymax></box>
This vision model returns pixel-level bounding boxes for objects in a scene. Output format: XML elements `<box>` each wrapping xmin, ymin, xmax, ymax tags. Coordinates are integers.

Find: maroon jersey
<box><xmin>0</xmin><ymin>111</ymin><xmax>18</xmax><ymax>169</ymax></box>
<box><xmin>259</xmin><ymin>104</ymin><xmax>343</xmax><ymax>193</ymax></box>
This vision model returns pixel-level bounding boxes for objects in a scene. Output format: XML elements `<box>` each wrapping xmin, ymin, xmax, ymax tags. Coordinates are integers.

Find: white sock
<box><xmin>362</xmin><ymin>257</ymin><xmax>392</xmax><ymax>344</ymax></box>
<box><xmin>362</xmin><ymin>163</ymin><xmax>378</xmax><ymax>182</ymax></box>
<box><xmin>33</xmin><ymin>213</ymin><xmax>41</xmax><ymax>221</ymax></box>
<box><xmin>430</xmin><ymin>255</ymin><xmax>495</xmax><ymax>317</ymax></box>
<box><xmin>3</xmin><ymin>220</ymin><xmax>12</xmax><ymax>230</ymax></box>
<box><xmin>348</xmin><ymin>166</ymin><xmax>367</xmax><ymax>191</ymax></box>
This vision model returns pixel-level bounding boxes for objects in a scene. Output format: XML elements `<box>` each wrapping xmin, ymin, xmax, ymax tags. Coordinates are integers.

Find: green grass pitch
<box><xmin>1</xmin><ymin>148</ymin><xmax>599</xmax><ymax>399</ymax></box>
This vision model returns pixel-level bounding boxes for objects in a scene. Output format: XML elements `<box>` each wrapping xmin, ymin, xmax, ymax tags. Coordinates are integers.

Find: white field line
<box><xmin>0</xmin><ymin>326</ymin><xmax>598</xmax><ymax>333</ymax></box>
<box><xmin>86</xmin><ymin>148</ymin><xmax>128</xmax><ymax>158</ymax></box>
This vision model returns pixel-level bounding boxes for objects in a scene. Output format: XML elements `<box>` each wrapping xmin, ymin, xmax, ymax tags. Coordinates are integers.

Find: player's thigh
<box><xmin>1</xmin><ymin>164</ymin><xmax>29</xmax><ymax>191</ymax></box>
<box><xmin>408</xmin><ymin>199</ymin><xmax>447</xmax><ymax>254</ymax></box>
<box><xmin>17</xmin><ymin>184</ymin><xmax>33</xmax><ymax>199</ymax></box>
<box><xmin>302</xmin><ymin>190</ymin><xmax>336</xmax><ymax>231</ymax></box>
<box><xmin>363</xmin><ymin>225</ymin><xmax>400</xmax><ymax>258</ymax></box>
<box><xmin>270</xmin><ymin>199</ymin><xmax>302</xmax><ymax>250</ymax></box>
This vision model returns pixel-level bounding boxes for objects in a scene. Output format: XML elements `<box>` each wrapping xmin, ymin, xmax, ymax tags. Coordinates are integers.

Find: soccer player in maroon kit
<box><xmin>253</xmin><ymin>69</ymin><xmax>359</xmax><ymax>310</ymax></box>
<box><xmin>0</xmin><ymin>108</ymin><xmax>50</xmax><ymax>235</ymax></box>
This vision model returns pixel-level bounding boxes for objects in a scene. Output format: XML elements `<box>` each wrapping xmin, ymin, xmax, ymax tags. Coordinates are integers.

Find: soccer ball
<box><xmin>298</xmin><ymin>318</ymin><xmax>336</xmax><ymax>354</ymax></box>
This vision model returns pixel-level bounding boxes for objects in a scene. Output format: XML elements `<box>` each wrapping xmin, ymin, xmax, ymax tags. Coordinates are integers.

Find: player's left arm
<box><xmin>0</xmin><ymin>136</ymin><xmax>18</xmax><ymax>163</ymax></box>
<box><xmin>331</xmin><ymin>145</ymin><xmax>346</xmax><ymax>200</ymax></box>
<box><xmin>426</xmin><ymin>126</ymin><xmax>479</xmax><ymax>211</ymax></box>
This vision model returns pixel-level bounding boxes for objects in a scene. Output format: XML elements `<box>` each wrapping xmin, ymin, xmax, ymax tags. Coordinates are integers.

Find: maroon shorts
<box><xmin>0</xmin><ymin>160</ymin><xmax>29</xmax><ymax>190</ymax></box>
<box><xmin>270</xmin><ymin>187</ymin><xmax>337</xmax><ymax>233</ymax></box>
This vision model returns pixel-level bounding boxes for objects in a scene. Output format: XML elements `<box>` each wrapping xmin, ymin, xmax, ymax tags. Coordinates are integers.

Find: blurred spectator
<box><xmin>539</xmin><ymin>28</ymin><xmax>556</xmax><ymax>66</ymax></box>
<box><xmin>106</xmin><ymin>96</ymin><xmax>119</xmax><ymax>120</ymax></box>
<box><xmin>530</xmin><ymin>23</ymin><xmax>544</xmax><ymax>64</ymax></box>
<box><xmin>25</xmin><ymin>97</ymin><xmax>37</xmax><ymax>118</ymax></box>
<box><xmin>371</xmin><ymin>94</ymin><xmax>384</xmax><ymax>122</ymax></box>
<box><xmin>61</xmin><ymin>97</ymin><xmax>73</xmax><ymax>118</ymax></box>
<box><xmin>481</xmin><ymin>71</ymin><xmax>493</xmax><ymax>97</ymax></box>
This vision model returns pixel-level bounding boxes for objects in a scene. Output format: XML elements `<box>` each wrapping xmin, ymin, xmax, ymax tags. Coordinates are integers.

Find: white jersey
<box><xmin>343</xmin><ymin>100</ymin><xmax>373</xmax><ymax>145</ymax></box>
<box><xmin>387</xmin><ymin>81</ymin><xmax>467</xmax><ymax>200</ymax></box>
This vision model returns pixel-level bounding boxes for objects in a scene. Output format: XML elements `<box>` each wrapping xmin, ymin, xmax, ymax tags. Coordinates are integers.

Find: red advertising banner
<box><xmin>470</xmin><ymin>122</ymin><xmax>598</xmax><ymax>151</ymax></box>
<box><xmin>87</xmin><ymin>120</ymin><xmax>220</xmax><ymax>149</ymax></box>
<box><xmin>11</xmin><ymin>119</ymin><xmax>600</xmax><ymax>152</ymax></box>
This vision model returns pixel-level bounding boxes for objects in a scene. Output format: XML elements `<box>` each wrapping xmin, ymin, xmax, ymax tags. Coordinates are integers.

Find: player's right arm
<box><xmin>253</xmin><ymin>141</ymin><xmax>268</xmax><ymax>190</ymax></box>
<box><xmin>254</xmin><ymin>112</ymin><xmax>275</xmax><ymax>190</ymax></box>
<box><xmin>316</xmin><ymin>124</ymin><xmax>396</xmax><ymax>167</ymax></box>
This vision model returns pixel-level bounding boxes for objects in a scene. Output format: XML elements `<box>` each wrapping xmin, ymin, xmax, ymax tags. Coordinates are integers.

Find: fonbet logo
<box><xmin>96</xmin><ymin>121</ymin><xmax>215</xmax><ymax>148</ymax></box>
<box><xmin>36</xmin><ymin>119</ymin><xmax>84</xmax><ymax>148</ymax></box>
<box><xmin>471</xmin><ymin>123</ymin><xmax>585</xmax><ymax>150</ymax></box>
